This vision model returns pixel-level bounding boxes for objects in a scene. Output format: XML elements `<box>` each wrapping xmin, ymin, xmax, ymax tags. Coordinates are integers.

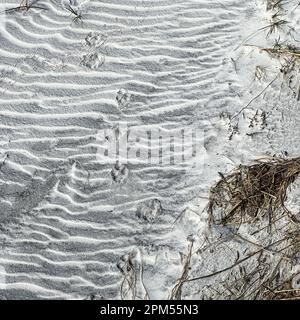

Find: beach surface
<box><xmin>0</xmin><ymin>0</ymin><xmax>299</xmax><ymax>299</ymax></box>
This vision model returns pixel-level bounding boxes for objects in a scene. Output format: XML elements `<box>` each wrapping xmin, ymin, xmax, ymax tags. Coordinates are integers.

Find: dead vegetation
<box><xmin>266</xmin><ymin>0</ymin><xmax>285</xmax><ymax>12</ymax></box>
<box><xmin>208</xmin><ymin>156</ymin><xmax>300</xmax><ymax>227</ymax></box>
<box><xmin>198</xmin><ymin>231</ymin><xmax>300</xmax><ymax>300</ymax></box>
<box><xmin>117</xmin><ymin>252</ymin><xmax>138</xmax><ymax>300</ymax></box>
<box><xmin>245</xmin><ymin>43</ymin><xmax>300</xmax><ymax>59</ymax></box>
<box><xmin>3</xmin><ymin>0</ymin><xmax>47</xmax><ymax>13</ymax></box>
<box><xmin>236</xmin><ymin>0</ymin><xmax>300</xmax><ymax>101</ymax></box>
<box><xmin>170</xmin><ymin>240</ymin><xmax>194</xmax><ymax>300</ymax></box>
<box><xmin>117</xmin><ymin>250</ymin><xmax>150</xmax><ymax>300</ymax></box>
<box><xmin>236</xmin><ymin>11</ymin><xmax>288</xmax><ymax>50</ymax></box>
<box><xmin>65</xmin><ymin>5</ymin><xmax>83</xmax><ymax>24</ymax></box>
<box><xmin>180</xmin><ymin>154</ymin><xmax>300</xmax><ymax>300</ymax></box>
<box><xmin>264</xmin><ymin>271</ymin><xmax>300</xmax><ymax>300</ymax></box>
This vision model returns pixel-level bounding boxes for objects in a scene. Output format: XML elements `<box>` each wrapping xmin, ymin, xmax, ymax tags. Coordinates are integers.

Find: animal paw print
<box><xmin>81</xmin><ymin>52</ymin><xmax>104</xmax><ymax>69</ymax></box>
<box><xmin>228</xmin><ymin>122</ymin><xmax>239</xmax><ymax>141</ymax></box>
<box><xmin>82</xmin><ymin>31</ymin><xmax>107</xmax><ymax>70</ymax></box>
<box><xmin>111</xmin><ymin>161</ymin><xmax>129</xmax><ymax>183</ymax></box>
<box><xmin>136</xmin><ymin>199</ymin><xmax>163</xmax><ymax>222</ymax></box>
<box><xmin>85</xmin><ymin>32</ymin><xmax>107</xmax><ymax>48</ymax></box>
<box><xmin>117</xmin><ymin>252</ymin><xmax>136</xmax><ymax>276</ymax></box>
<box><xmin>219</xmin><ymin>112</ymin><xmax>239</xmax><ymax>141</ymax></box>
<box><xmin>248</xmin><ymin>109</ymin><xmax>267</xmax><ymax>131</ymax></box>
<box><xmin>116</xmin><ymin>88</ymin><xmax>131</xmax><ymax>109</ymax></box>
<box><xmin>116</xmin><ymin>250</ymin><xmax>143</xmax><ymax>299</ymax></box>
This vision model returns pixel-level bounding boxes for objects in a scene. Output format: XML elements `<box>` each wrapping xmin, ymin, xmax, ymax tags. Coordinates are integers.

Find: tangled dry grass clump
<box><xmin>193</xmin><ymin>156</ymin><xmax>300</xmax><ymax>300</ymax></box>
<box><xmin>208</xmin><ymin>156</ymin><xmax>300</xmax><ymax>227</ymax></box>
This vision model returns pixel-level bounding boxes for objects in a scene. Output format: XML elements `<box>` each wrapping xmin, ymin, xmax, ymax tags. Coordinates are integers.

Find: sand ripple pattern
<box><xmin>0</xmin><ymin>0</ymin><xmax>245</xmax><ymax>299</ymax></box>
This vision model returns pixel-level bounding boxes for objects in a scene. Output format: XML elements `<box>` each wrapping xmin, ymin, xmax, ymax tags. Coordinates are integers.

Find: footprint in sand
<box><xmin>81</xmin><ymin>52</ymin><xmax>105</xmax><ymax>70</ymax></box>
<box><xmin>136</xmin><ymin>199</ymin><xmax>163</xmax><ymax>222</ymax></box>
<box><xmin>111</xmin><ymin>161</ymin><xmax>129</xmax><ymax>183</ymax></box>
<box><xmin>85</xmin><ymin>32</ymin><xmax>108</xmax><ymax>48</ymax></box>
<box><xmin>116</xmin><ymin>88</ymin><xmax>131</xmax><ymax>109</ymax></box>
<box><xmin>81</xmin><ymin>31</ymin><xmax>107</xmax><ymax>69</ymax></box>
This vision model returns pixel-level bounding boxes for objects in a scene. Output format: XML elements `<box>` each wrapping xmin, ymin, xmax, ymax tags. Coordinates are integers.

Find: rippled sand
<box><xmin>0</xmin><ymin>0</ymin><xmax>299</xmax><ymax>299</ymax></box>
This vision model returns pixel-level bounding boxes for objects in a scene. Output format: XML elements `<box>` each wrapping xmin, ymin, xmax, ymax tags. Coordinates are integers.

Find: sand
<box><xmin>0</xmin><ymin>0</ymin><xmax>299</xmax><ymax>300</ymax></box>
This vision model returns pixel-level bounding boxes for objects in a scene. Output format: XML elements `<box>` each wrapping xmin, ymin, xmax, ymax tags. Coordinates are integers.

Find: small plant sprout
<box><xmin>208</xmin><ymin>156</ymin><xmax>300</xmax><ymax>227</ymax></box>
<box><xmin>66</xmin><ymin>5</ymin><xmax>83</xmax><ymax>24</ymax></box>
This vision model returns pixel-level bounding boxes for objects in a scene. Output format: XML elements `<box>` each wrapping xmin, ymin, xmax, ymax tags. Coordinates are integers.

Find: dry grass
<box><xmin>236</xmin><ymin>18</ymin><xmax>288</xmax><ymax>50</ymax></box>
<box><xmin>190</xmin><ymin>227</ymin><xmax>300</xmax><ymax>300</ymax></box>
<box><xmin>243</xmin><ymin>43</ymin><xmax>300</xmax><ymax>100</ymax></box>
<box><xmin>265</xmin><ymin>0</ymin><xmax>285</xmax><ymax>12</ymax></box>
<box><xmin>190</xmin><ymin>169</ymin><xmax>300</xmax><ymax>300</ymax></box>
<box><xmin>170</xmin><ymin>241</ymin><xmax>194</xmax><ymax>300</ymax></box>
<box><xmin>66</xmin><ymin>5</ymin><xmax>83</xmax><ymax>24</ymax></box>
<box><xmin>117</xmin><ymin>250</ymin><xmax>150</xmax><ymax>300</ymax></box>
<box><xmin>264</xmin><ymin>272</ymin><xmax>300</xmax><ymax>300</ymax></box>
<box><xmin>208</xmin><ymin>156</ymin><xmax>300</xmax><ymax>227</ymax></box>
<box><xmin>246</xmin><ymin>44</ymin><xmax>300</xmax><ymax>59</ymax></box>
<box><xmin>117</xmin><ymin>253</ymin><xmax>138</xmax><ymax>300</ymax></box>
<box><xmin>4</xmin><ymin>0</ymin><xmax>47</xmax><ymax>13</ymax></box>
<box><xmin>219</xmin><ymin>243</ymin><xmax>300</xmax><ymax>300</ymax></box>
